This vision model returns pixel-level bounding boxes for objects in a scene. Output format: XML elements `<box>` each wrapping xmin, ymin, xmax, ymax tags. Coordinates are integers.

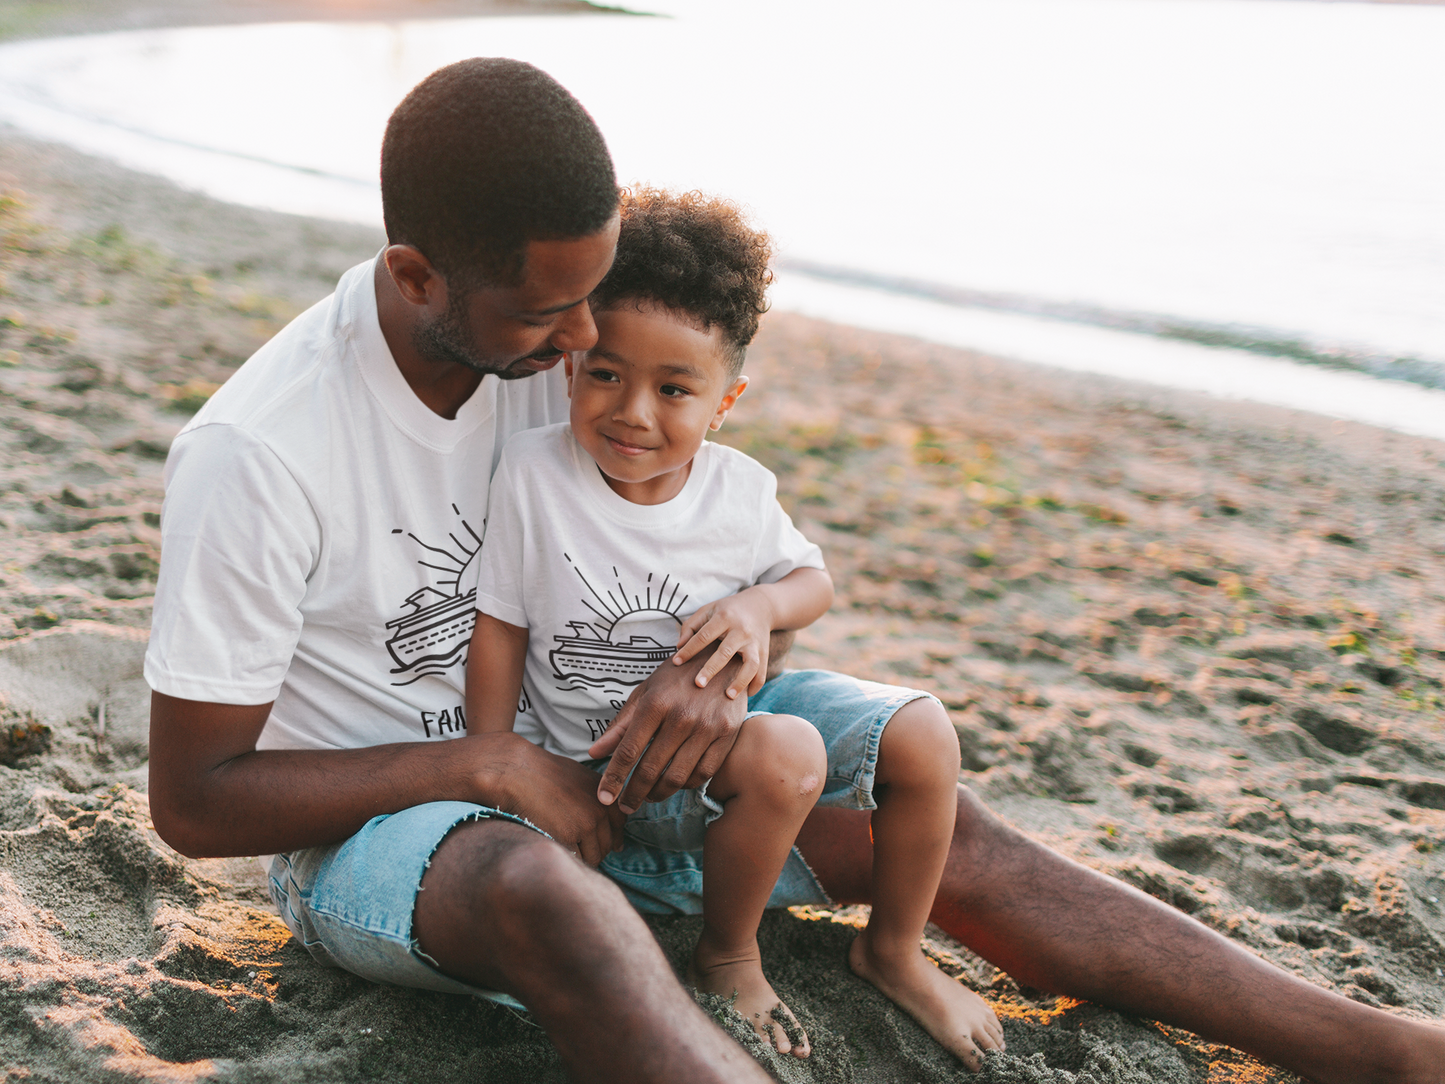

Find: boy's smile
<box><xmin>566</xmin><ymin>304</ymin><xmax>747</xmax><ymax>505</ymax></box>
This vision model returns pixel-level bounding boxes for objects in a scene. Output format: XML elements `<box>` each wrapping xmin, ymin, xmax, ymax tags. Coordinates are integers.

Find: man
<box><xmin>146</xmin><ymin>58</ymin><xmax>1443</xmax><ymax>1084</ymax></box>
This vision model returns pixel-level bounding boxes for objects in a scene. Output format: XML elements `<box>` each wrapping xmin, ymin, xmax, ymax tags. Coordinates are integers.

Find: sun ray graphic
<box><xmin>402</xmin><ymin>504</ymin><xmax>481</xmax><ymax>595</ymax></box>
<box><xmin>564</xmin><ymin>556</ymin><xmax>689</xmax><ymax>640</ymax></box>
<box><xmin>553</xmin><ymin>558</ymin><xmax>691</xmax><ymax>691</ymax></box>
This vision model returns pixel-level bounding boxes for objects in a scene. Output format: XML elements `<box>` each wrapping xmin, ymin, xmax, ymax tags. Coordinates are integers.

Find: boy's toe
<box><xmin>773</xmin><ymin>1003</ymin><xmax>810</xmax><ymax>1058</ymax></box>
<box><xmin>757</xmin><ymin>1018</ymin><xmax>791</xmax><ymax>1055</ymax></box>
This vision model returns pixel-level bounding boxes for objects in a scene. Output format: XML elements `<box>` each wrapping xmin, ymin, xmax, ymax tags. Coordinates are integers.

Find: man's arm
<box><xmin>766</xmin><ymin>628</ymin><xmax>796</xmax><ymax>682</ymax></box>
<box><xmin>148</xmin><ymin>692</ymin><xmax>625</xmax><ymax>864</ymax></box>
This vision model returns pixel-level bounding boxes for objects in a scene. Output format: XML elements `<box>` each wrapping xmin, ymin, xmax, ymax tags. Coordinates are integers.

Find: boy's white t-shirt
<box><xmin>471</xmin><ymin>423</ymin><xmax>825</xmax><ymax>760</ymax></box>
<box><xmin>143</xmin><ymin>257</ymin><xmax>569</xmax><ymax>752</ymax></box>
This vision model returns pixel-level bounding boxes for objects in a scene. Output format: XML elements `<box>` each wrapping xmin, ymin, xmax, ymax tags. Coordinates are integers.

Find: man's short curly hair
<box><xmin>590</xmin><ymin>187</ymin><xmax>773</xmax><ymax>376</ymax></box>
<box><xmin>381</xmin><ymin>58</ymin><xmax>618</xmax><ymax>289</ymax></box>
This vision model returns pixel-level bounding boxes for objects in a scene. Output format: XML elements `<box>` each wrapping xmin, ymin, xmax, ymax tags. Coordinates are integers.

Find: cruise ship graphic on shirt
<box><xmin>549</xmin><ymin>621</ymin><xmax>673</xmax><ymax>689</ymax></box>
<box><xmin>385</xmin><ymin>508</ymin><xmax>483</xmax><ymax>686</ymax></box>
<box><xmin>386</xmin><ymin>586</ymin><xmax>476</xmax><ymax>678</ymax></box>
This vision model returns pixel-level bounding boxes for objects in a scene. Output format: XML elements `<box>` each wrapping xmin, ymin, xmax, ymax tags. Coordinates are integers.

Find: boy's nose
<box><xmin>612</xmin><ymin>390</ymin><xmax>652</xmax><ymax>429</ymax></box>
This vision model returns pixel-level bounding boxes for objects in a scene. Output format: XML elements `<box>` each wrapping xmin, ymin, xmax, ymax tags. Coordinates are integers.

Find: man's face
<box><xmin>413</xmin><ymin>217</ymin><xmax>620</xmax><ymax>380</ymax></box>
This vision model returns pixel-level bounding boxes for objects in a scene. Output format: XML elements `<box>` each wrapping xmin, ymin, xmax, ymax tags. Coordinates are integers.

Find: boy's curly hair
<box><xmin>590</xmin><ymin>187</ymin><xmax>773</xmax><ymax>375</ymax></box>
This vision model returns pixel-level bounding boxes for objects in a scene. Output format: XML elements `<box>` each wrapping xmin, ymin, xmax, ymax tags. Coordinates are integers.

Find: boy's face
<box><xmin>565</xmin><ymin>303</ymin><xmax>747</xmax><ymax>505</ymax></box>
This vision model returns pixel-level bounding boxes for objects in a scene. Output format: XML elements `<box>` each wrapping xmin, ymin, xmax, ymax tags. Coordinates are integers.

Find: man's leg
<box><xmin>796</xmin><ymin>785</ymin><xmax>1445</xmax><ymax>1084</ymax></box>
<box><xmin>413</xmin><ymin>819</ymin><xmax>770</xmax><ymax>1084</ymax></box>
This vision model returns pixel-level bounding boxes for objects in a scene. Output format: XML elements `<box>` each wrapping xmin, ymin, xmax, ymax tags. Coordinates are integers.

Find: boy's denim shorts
<box><xmin>266</xmin><ymin>669</ymin><xmax>938</xmax><ymax>1008</ymax></box>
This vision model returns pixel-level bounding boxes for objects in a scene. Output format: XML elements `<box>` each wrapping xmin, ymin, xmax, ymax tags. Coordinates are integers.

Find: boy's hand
<box><xmin>588</xmin><ymin>643</ymin><xmax>746</xmax><ymax>813</ymax></box>
<box><xmin>671</xmin><ymin>587</ymin><xmax>775</xmax><ymax>700</ymax></box>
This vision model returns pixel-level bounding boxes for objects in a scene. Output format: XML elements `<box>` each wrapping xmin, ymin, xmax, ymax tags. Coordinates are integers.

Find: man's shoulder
<box><xmin>182</xmin><ymin>259</ymin><xmax>372</xmax><ymax>439</ymax></box>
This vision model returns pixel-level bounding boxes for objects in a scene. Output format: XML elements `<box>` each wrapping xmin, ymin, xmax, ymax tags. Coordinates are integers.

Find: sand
<box><xmin>3</xmin><ymin>74</ymin><xmax>1445</xmax><ymax>1083</ymax></box>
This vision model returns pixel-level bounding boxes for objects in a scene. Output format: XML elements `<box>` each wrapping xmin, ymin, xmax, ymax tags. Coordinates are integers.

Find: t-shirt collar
<box><xmin>565</xmin><ymin>426</ymin><xmax>713</xmax><ymax>526</ymax></box>
<box><xmin>349</xmin><ymin>252</ymin><xmax>497</xmax><ymax>451</ymax></box>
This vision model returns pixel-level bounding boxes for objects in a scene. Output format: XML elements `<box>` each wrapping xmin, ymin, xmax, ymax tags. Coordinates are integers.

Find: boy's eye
<box><xmin>659</xmin><ymin>384</ymin><xmax>690</xmax><ymax>398</ymax></box>
<box><xmin>590</xmin><ymin>369</ymin><xmax>620</xmax><ymax>383</ymax></box>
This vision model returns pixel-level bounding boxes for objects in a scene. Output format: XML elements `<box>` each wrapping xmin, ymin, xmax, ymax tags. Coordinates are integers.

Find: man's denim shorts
<box><xmin>266</xmin><ymin>669</ymin><xmax>938</xmax><ymax>1007</ymax></box>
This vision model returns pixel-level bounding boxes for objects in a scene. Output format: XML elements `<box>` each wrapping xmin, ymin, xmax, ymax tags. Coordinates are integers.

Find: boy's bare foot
<box><xmin>849</xmin><ymin>930</ymin><xmax>1005</xmax><ymax>1072</ymax></box>
<box><xmin>689</xmin><ymin>945</ymin><xmax>811</xmax><ymax>1058</ymax></box>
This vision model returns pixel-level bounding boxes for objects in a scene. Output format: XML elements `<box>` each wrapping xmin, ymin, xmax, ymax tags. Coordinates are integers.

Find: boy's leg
<box><xmin>847</xmin><ymin>697</ymin><xmax>1006</xmax><ymax>1071</ymax></box>
<box><xmin>797</xmin><ymin>790</ymin><xmax>1445</xmax><ymax>1084</ymax></box>
<box><xmin>692</xmin><ymin>712</ymin><xmax>826</xmax><ymax>1057</ymax></box>
<box><xmin>414</xmin><ymin>817</ymin><xmax>773</xmax><ymax>1084</ymax></box>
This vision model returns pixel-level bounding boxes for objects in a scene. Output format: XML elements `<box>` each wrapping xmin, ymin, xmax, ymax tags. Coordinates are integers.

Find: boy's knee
<box><xmin>879</xmin><ymin>697</ymin><xmax>962</xmax><ymax>785</ymax></box>
<box><xmin>734</xmin><ymin>712</ymin><xmax>826</xmax><ymax>801</ymax></box>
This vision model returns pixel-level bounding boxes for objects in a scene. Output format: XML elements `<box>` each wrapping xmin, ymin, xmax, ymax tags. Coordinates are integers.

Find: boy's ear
<box><xmin>563</xmin><ymin>353</ymin><xmax>576</xmax><ymax>398</ymax></box>
<box><xmin>709</xmin><ymin>375</ymin><xmax>749</xmax><ymax>432</ymax></box>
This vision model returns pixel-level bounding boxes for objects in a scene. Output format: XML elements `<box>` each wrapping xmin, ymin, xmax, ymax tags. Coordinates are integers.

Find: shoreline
<box><xmin>5</xmin><ymin>7</ymin><xmax>1443</xmax><ymax>435</ymax></box>
<box><xmin>0</xmin><ymin>0</ymin><xmax>608</xmax><ymax>43</ymax></box>
<box><xmin>3</xmin><ymin>69</ymin><xmax>1444</xmax><ymax>1084</ymax></box>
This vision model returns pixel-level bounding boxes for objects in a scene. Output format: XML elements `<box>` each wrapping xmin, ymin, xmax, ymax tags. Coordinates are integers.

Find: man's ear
<box><xmin>708</xmin><ymin>374</ymin><xmax>749</xmax><ymax>431</ymax></box>
<box><xmin>383</xmin><ymin>245</ymin><xmax>443</xmax><ymax>308</ymax></box>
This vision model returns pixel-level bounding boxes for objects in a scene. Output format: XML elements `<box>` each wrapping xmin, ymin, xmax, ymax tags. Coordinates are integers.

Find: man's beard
<box><xmin>410</xmin><ymin>291</ymin><xmax>546</xmax><ymax>381</ymax></box>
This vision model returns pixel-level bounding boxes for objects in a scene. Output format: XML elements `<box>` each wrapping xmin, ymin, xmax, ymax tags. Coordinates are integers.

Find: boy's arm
<box><xmin>466</xmin><ymin>613</ymin><xmax>530</xmax><ymax>733</ymax></box>
<box><xmin>667</xmin><ymin>566</ymin><xmax>834</xmax><ymax>700</ymax></box>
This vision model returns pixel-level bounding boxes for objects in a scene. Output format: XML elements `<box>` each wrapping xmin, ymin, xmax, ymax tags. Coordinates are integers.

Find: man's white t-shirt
<box><xmin>144</xmin><ymin>257</ymin><xmax>568</xmax><ymax>751</ymax></box>
<box><xmin>471</xmin><ymin>423</ymin><xmax>825</xmax><ymax>761</ymax></box>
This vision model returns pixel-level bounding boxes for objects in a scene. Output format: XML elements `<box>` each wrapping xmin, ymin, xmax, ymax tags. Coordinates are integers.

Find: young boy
<box><xmin>465</xmin><ymin>188</ymin><xmax>1005</xmax><ymax>1067</ymax></box>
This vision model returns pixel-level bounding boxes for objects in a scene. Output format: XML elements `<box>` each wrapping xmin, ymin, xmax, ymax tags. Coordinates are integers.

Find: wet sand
<box><xmin>3</xmin><ymin>86</ymin><xmax>1444</xmax><ymax>1084</ymax></box>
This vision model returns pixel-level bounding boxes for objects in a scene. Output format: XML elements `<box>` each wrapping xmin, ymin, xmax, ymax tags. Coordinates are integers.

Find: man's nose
<box><xmin>550</xmin><ymin>302</ymin><xmax>599</xmax><ymax>354</ymax></box>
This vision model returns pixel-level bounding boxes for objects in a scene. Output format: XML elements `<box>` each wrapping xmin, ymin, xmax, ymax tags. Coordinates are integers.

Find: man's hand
<box><xmin>486</xmin><ymin>737</ymin><xmax>627</xmax><ymax>866</ymax></box>
<box><xmin>587</xmin><ymin>644</ymin><xmax>747</xmax><ymax>813</ymax></box>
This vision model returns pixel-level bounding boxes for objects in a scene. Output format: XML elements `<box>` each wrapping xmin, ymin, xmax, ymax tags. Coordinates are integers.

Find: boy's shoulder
<box><xmin>700</xmin><ymin>439</ymin><xmax>776</xmax><ymax>484</ymax></box>
<box><xmin>496</xmin><ymin>421</ymin><xmax>573</xmax><ymax>471</ymax></box>
<box><xmin>697</xmin><ymin>440</ymin><xmax>782</xmax><ymax>508</ymax></box>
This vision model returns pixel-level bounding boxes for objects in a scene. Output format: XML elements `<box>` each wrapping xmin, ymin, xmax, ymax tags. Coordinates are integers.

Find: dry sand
<box><xmin>3</xmin><ymin>118</ymin><xmax>1445</xmax><ymax>1081</ymax></box>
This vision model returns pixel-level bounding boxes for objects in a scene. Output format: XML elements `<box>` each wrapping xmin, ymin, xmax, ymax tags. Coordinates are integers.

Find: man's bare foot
<box><xmin>848</xmin><ymin>931</ymin><xmax>1004</xmax><ymax>1072</ymax></box>
<box><xmin>689</xmin><ymin>943</ymin><xmax>811</xmax><ymax>1058</ymax></box>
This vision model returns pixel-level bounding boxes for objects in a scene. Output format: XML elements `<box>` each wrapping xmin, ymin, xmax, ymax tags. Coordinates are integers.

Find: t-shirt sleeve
<box><xmin>751</xmin><ymin>467</ymin><xmax>827</xmax><ymax>585</ymax></box>
<box><xmin>144</xmin><ymin>424</ymin><xmax>321</xmax><ymax>704</ymax></box>
<box><xmin>469</xmin><ymin>447</ymin><xmax>531</xmax><ymax>629</ymax></box>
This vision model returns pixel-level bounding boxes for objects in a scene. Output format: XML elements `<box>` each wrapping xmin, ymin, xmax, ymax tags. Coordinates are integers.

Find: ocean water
<box><xmin>1</xmin><ymin>0</ymin><xmax>1442</xmax><ymax>437</ymax></box>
